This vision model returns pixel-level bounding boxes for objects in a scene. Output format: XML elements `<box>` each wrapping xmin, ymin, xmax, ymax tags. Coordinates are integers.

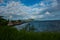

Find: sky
<box><xmin>0</xmin><ymin>0</ymin><xmax>60</xmax><ymax>20</ymax></box>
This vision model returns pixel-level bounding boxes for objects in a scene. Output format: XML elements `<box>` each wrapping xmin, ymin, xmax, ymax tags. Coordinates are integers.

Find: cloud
<box><xmin>45</xmin><ymin>11</ymin><xmax>51</xmax><ymax>15</ymax></box>
<box><xmin>0</xmin><ymin>0</ymin><xmax>3</xmax><ymax>3</ymax></box>
<box><xmin>0</xmin><ymin>1</ymin><xmax>45</xmax><ymax>19</ymax></box>
<box><xmin>38</xmin><ymin>15</ymin><xmax>44</xmax><ymax>18</ymax></box>
<box><xmin>0</xmin><ymin>0</ymin><xmax>59</xmax><ymax>20</ymax></box>
<box><xmin>40</xmin><ymin>2</ymin><xmax>45</xmax><ymax>6</ymax></box>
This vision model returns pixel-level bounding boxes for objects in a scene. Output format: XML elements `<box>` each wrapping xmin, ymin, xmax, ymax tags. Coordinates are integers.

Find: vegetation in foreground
<box><xmin>0</xmin><ymin>16</ymin><xmax>60</xmax><ymax>40</ymax></box>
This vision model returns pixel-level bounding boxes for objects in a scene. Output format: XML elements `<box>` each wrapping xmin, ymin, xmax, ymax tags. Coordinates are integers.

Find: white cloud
<box><xmin>38</xmin><ymin>15</ymin><xmax>44</xmax><ymax>18</ymax></box>
<box><xmin>0</xmin><ymin>1</ymin><xmax>45</xmax><ymax>19</ymax></box>
<box><xmin>51</xmin><ymin>0</ymin><xmax>58</xmax><ymax>7</ymax></box>
<box><xmin>9</xmin><ymin>15</ymin><xmax>13</xmax><ymax>18</ymax></box>
<box><xmin>45</xmin><ymin>11</ymin><xmax>50</xmax><ymax>15</ymax></box>
<box><xmin>30</xmin><ymin>15</ymin><xmax>44</xmax><ymax>19</ymax></box>
<box><xmin>0</xmin><ymin>0</ymin><xmax>58</xmax><ymax>20</ymax></box>
<box><xmin>0</xmin><ymin>0</ymin><xmax>3</xmax><ymax>3</ymax></box>
<box><xmin>40</xmin><ymin>2</ymin><xmax>45</xmax><ymax>6</ymax></box>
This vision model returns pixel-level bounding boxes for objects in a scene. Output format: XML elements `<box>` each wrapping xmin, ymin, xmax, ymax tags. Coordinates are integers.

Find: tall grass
<box><xmin>0</xmin><ymin>26</ymin><xmax>60</xmax><ymax>40</ymax></box>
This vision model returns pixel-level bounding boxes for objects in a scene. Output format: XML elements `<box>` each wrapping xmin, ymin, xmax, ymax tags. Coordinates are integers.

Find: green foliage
<box><xmin>0</xmin><ymin>26</ymin><xmax>60</xmax><ymax>40</ymax></box>
<box><xmin>0</xmin><ymin>26</ymin><xmax>19</xmax><ymax>40</ymax></box>
<box><xmin>1</xmin><ymin>28</ymin><xmax>60</xmax><ymax>40</ymax></box>
<box><xmin>0</xmin><ymin>16</ymin><xmax>8</xmax><ymax>26</ymax></box>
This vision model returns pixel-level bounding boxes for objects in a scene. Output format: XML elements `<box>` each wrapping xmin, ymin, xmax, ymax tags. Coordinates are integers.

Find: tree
<box><xmin>0</xmin><ymin>16</ymin><xmax>8</xmax><ymax>26</ymax></box>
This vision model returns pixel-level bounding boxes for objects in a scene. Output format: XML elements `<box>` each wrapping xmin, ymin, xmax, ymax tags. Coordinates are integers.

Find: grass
<box><xmin>0</xmin><ymin>25</ymin><xmax>60</xmax><ymax>40</ymax></box>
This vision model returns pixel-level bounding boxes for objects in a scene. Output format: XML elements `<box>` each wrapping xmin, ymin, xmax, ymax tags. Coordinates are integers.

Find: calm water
<box><xmin>15</xmin><ymin>21</ymin><xmax>60</xmax><ymax>32</ymax></box>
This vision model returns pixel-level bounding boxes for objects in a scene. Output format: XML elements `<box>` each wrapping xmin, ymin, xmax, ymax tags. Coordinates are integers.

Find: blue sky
<box><xmin>20</xmin><ymin>0</ymin><xmax>42</xmax><ymax>6</ymax></box>
<box><xmin>0</xmin><ymin>0</ymin><xmax>42</xmax><ymax>6</ymax></box>
<box><xmin>0</xmin><ymin>0</ymin><xmax>60</xmax><ymax>20</ymax></box>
